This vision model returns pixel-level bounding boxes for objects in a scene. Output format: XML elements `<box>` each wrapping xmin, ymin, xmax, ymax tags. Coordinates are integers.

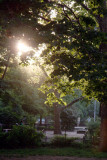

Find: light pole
<box><xmin>94</xmin><ymin>100</ymin><xmax>96</xmax><ymax>122</ymax></box>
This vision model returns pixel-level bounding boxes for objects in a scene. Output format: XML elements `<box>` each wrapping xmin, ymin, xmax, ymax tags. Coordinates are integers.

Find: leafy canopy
<box><xmin>0</xmin><ymin>0</ymin><xmax>106</xmax><ymax>104</ymax></box>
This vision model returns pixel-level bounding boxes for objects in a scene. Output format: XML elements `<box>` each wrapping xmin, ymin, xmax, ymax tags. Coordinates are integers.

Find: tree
<box><xmin>38</xmin><ymin>0</ymin><xmax>107</xmax><ymax>151</ymax></box>
<box><xmin>72</xmin><ymin>99</ymin><xmax>100</xmax><ymax>125</ymax></box>
<box><xmin>0</xmin><ymin>0</ymin><xmax>79</xmax><ymax>134</ymax></box>
<box><xmin>0</xmin><ymin>64</ymin><xmax>48</xmax><ymax>126</ymax></box>
<box><xmin>7</xmin><ymin>65</ymin><xmax>47</xmax><ymax>113</ymax></box>
<box><xmin>0</xmin><ymin>106</ymin><xmax>21</xmax><ymax>128</ymax></box>
<box><xmin>60</xmin><ymin>108</ymin><xmax>77</xmax><ymax>131</ymax></box>
<box><xmin>39</xmin><ymin>62</ymin><xmax>84</xmax><ymax>134</ymax></box>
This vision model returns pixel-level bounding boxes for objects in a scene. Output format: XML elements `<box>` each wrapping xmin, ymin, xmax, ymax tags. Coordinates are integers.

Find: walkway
<box><xmin>44</xmin><ymin>131</ymin><xmax>84</xmax><ymax>142</ymax></box>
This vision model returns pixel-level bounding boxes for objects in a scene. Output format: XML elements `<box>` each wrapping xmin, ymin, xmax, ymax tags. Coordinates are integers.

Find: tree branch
<box><xmin>1</xmin><ymin>55</ymin><xmax>10</xmax><ymax>81</ymax></box>
<box><xmin>39</xmin><ymin>15</ymin><xmax>51</xmax><ymax>22</ymax></box>
<box><xmin>61</xmin><ymin>96</ymin><xmax>84</xmax><ymax>111</ymax></box>
<box><xmin>50</xmin><ymin>0</ymin><xmax>99</xmax><ymax>22</ymax></box>
<box><xmin>36</xmin><ymin>59</ymin><xmax>49</xmax><ymax>78</ymax></box>
<box><xmin>75</xmin><ymin>0</ymin><xmax>98</xmax><ymax>19</ymax></box>
<box><xmin>62</xmin><ymin>8</ymin><xmax>79</xmax><ymax>33</ymax></box>
<box><xmin>61</xmin><ymin>2</ymin><xmax>82</xmax><ymax>29</ymax></box>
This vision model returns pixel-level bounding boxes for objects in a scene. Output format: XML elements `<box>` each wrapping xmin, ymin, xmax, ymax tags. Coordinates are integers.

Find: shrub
<box><xmin>85</xmin><ymin>119</ymin><xmax>100</xmax><ymax>145</ymax></box>
<box><xmin>60</xmin><ymin>109</ymin><xmax>77</xmax><ymax>131</ymax></box>
<box><xmin>0</xmin><ymin>131</ymin><xmax>9</xmax><ymax>148</ymax></box>
<box><xmin>50</xmin><ymin>136</ymin><xmax>81</xmax><ymax>147</ymax></box>
<box><xmin>0</xmin><ymin>125</ymin><xmax>44</xmax><ymax>148</ymax></box>
<box><xmin>0</xmin><ymin>107</ymin><xmax>21</xmax><ymax>128</ymax></box>
<box><xmin>50</xmin><ymin>136</ymin><xmax>91</xmax><ymax>148</ymax></box>
<box><xmin>49</xmin><ymin>125</ymin><xmax>54</xmax><ymax>130</ymax></box>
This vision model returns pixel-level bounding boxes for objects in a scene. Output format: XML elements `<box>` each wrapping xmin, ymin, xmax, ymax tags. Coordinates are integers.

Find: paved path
<box><xmin>43</xmin><ymin>131</ymin><xmax>84</xmax><ymax>142</ymax></box>
<box><xmin>45</xmin><ymin>131</ymin><xmax>84</xmax><ymax>138</ymax></box>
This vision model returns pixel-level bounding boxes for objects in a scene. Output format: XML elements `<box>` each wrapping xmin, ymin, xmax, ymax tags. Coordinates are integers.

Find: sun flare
<box><xmin>17</xmin><ymin>40</ymin><xmax>47</xmax><ymax>64</ymax></box>
<box><xmin>17</xmin><ymin>41</ymin><xmax>31</xmax><ymax>56</ymax></box>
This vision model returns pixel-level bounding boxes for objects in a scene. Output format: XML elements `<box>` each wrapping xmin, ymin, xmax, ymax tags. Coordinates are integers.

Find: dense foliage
<box><xmin>0</xmin><ymin>125</ymin><xmax>44</xmax><ymax>148</ymax></box>
<box><xmin>0</xmin><ymin>0</ymin><xmax>106</xmax><ymax>104</ymax></box>
<box><xmin>60</xmin><ymin>109</ymin><xmax>77</xmax><ymax>131</ymax></box>
<box><xmin>50</xmin><ymin>136</ymin><xmax>87</xmax><ymax>148</ymax></box>
<box><xmin>39</xmin><ymin>0</ymin><xmax>107</xmax><ymax>103</ymax></box>
<box><xmin>85</xmin><ymin>118</ymin><xmax>101</xmax><ymax>145</ymax></box>
<box><xmin>0</xmin><ymin>107</ymin><xmax>21</xmax><ymax>127</ymax></box>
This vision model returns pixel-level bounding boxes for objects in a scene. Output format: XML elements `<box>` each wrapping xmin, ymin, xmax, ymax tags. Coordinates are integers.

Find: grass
<box><xmin>0</xmin><ymin>147</ymin><xmax>107</xmax><ymax>158</ymax></box>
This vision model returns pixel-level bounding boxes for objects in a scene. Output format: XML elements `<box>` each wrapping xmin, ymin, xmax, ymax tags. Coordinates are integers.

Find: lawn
<box><xmin>0</xmin><ymin>147</ymin><xmax>107</xmax><ymax>158</ymax></box>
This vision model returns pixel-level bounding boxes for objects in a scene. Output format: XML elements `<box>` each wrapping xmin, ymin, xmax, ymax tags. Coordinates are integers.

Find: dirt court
<box><xmin>0</xmin><ymin>156</ymin><xmax>107</xmax><ymax>160</ymax></box>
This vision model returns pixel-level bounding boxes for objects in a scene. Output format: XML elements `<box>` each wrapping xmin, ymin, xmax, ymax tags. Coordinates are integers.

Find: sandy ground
<box><xmin>0</xmin><ymin>156</ymin><xmax>107</xmax><ymax>160</ymax></box>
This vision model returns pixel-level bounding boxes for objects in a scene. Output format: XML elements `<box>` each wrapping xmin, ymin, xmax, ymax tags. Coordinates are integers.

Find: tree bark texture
<box><xmin>39</xmin><ymin>115</ymin><xmax>42</xmax><ymax>125</ymax></box>
<box><xmin>54</xmin><ymin>103</ymin><xmax>61</xmax><ymax>134</ymax></box>
<box><xmin>99</xmin><ymin>0</ymin><xmax>107</xmax><ymax>151</ymax></box>
<box><xmin>99</xmin><ymin>13</ymin><xmax>107</xmax><ymax>52</ymax></box>
<box><xmin>100</xmin><ymin>103</ymin><xmax>107</xmax><ymax>152</ymax></box>
<box><xmin>1</xmin><ymin>55</ymin><xmax>10</xmax><ymax>81</ymax></box>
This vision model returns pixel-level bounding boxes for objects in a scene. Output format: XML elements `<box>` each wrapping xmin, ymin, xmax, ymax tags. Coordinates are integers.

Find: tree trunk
<box><xmin>1</xmin><ymin>55</ymin><xmax>10</xmax><ymax>81</ymax></box>
<box><xmin>98</xmin><ymin>0</ymin><xmax>107</xmax><ymax>152</ymax></box>
<box><xmin>100</xmin><ymin>103</ymin><xmax>107</xmax><ymax>152</ymax></box>
<box><xmin>54</xmin><ymin>103</ymin><xmax>61</xmax><ymax>134</ymax></box>
<box><xmin>53</xmin><ymin>97</ymin><xmax>83</xmax><ymax>134</ymax></box>
<box><xmin>40</xmin><ymin>115</ymin><xmax>42</xmax><ymax>125</ymax></box>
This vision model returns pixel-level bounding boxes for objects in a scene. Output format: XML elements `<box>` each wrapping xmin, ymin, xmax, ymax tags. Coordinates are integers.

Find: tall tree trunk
<box><xmin>1</xmin><ymin>55</ymin><xmax>10</xmax><ymax>81</ymax></box>
<box><xmin>99</xmin><ymin>0</ymin><xmax>107</xmax><ymax>151</ymax></box>
<box><xmin>40</xmin><ymin>114</ymin><xmax>42</xmax><ymax>125</ymax></box>
<box><xmin>54</xmin><ymin>103</ymin><xmax>61</xmax><ymax>134</ymax></box>
<box><xmin>53</xmin><ymin>97</ymin><xmax>83</xmax><ymax>134</ymax></box>
<box><xmin>100</xmin><ymin>103</ymin><xmax>107</xmax><ymax>152</ymax></box>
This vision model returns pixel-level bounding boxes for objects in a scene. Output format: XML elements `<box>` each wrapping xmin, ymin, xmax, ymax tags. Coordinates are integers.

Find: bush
<box><xmin>85</xmin><ymin>119</ymin><xmax>101</xmax><ymax>145</ymax></box>
<box><xmin>0</xmin><ymin>107</ymin><xmax>21</xmax><ymax>128</ymax></box>
<box><xmin>48</xmin><ymin>125</ymin><xmax>54</xmax><ymax>130</ymax></box>
<box><xmin>50</xmin><ymin>136</ymin><xmax>91</xmax><ymax>148</ymax></box>
<box><xmin>0</xmin><ymin>131</ymin><xmax>9</xmax><ymax>148</ymax></box>
<box><xmin>0</xmin><ymin>125</ymin><xmax>44</xmax><ymax>148</ymax></box>
<box><xmin>86</xmin><ymin>119</ymin><xmax>100</xmax><ymax>133</ymax></box>
<box><xmin>50</xmin><ymin>136</ymin><xmax>81</xmax><ymax>147</ymax></box>
<box><xmin>60</xmin><ymin>109</ymin><xmax>77</xmax><ymax>131</ymax></box>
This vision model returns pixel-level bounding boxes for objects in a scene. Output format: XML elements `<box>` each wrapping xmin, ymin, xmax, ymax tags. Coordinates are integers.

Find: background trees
<box><xmin>0</xmin><ymin>62</ymin><xmax>47</xmax><ymax>127</ymax></box>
